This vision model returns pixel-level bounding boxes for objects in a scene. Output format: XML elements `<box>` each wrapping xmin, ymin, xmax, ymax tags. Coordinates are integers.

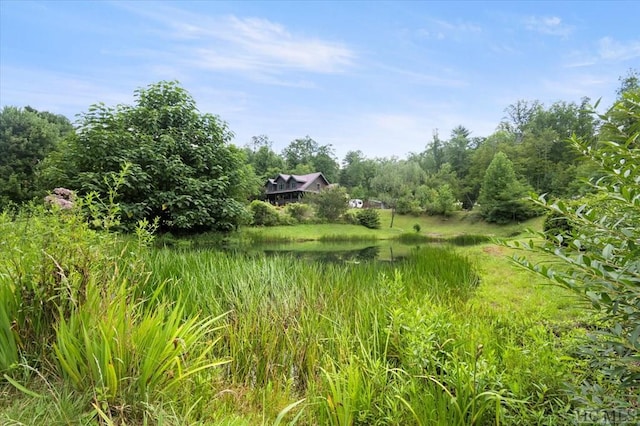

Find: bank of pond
<box><xmin>1</xmin><ymin>210</ymin><xmax>598</xmax><ymax>425</ymax></box>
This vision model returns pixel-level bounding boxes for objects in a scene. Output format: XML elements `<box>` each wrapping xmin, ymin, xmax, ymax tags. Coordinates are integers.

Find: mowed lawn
<box><xmin>240</xmin><ymin>209</ymin><xmax>545</xmax><ymax>241</ymax></box>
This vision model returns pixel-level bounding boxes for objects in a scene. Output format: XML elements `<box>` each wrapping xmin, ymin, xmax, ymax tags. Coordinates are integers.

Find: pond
<box><xmin>160</xmin><ymin>235</ymin><xmax>491</xmax><ymax>263</ymax></box>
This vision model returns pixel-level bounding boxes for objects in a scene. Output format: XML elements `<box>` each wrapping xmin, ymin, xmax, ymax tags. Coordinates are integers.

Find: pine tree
<box><xmin>477</xmin><ymin>152</ymin><xmax>533</xmax><ymax>223</ymax></box>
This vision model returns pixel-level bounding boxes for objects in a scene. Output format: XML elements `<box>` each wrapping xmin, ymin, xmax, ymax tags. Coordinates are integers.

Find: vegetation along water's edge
<box><xmin>1</xmin><ymin>77</ymin><xmax>638</xmax><ymax>423</ymax></box>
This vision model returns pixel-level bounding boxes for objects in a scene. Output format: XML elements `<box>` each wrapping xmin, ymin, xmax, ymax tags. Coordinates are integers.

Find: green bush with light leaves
<box><xmin>513</xmin><ymin>89</ymin><xmax>640</xmax><ymax>405</ymax></box>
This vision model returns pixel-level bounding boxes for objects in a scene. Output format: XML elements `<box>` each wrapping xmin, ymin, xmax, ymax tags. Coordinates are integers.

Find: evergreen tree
<box><xmin>477</xmin><ymin>152</ymin><xmax>534</xmax><ymax>223</ymax></box>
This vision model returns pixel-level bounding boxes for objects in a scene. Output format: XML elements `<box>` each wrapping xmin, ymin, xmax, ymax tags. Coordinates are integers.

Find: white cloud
<box><xmin>524</xmin><ymin>16</ymin><xmax>573</xmax><ymax>37</ymax></box>
<box><xmin>563</xmin><ymin>37</ymin><xmax>640</xmax><ymax>68</ymax></box>
<box><xmin>376</xmin><ymin>65</ymin><xmax>468</xmax><ymax>88</ymax></box>
<box><xmin>0</xmin><ymin>66</ymin><xmax>134</xmax><ymax>118</ymax></box>
<box><xmin>598</xmin><ymin>36</ymin><xmax>640</xmax><ymax>61</ymax></box>
<box><xmin>541</xmin><ymin>74</ymin><xmax>609</xmax><ymax>99</ymax></box>
<box><xmin>415</xmin><ymin>18</ymin><xmax>482</xmax><ymax>41</ymax></box>
<box><xmin>113</xmin><ymin>3</ymin><xmax>355</xmax><ymax>78</ymax></box>
<box><xmin>431</xmin><ymin>19</ymin><xmax>482</xmax><ymax>34</ymax></box>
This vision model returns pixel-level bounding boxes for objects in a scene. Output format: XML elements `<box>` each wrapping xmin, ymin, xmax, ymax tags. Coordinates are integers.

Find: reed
<box><xmin>2</xmin><ymin>205</ymin><xmax>585</xmax><ymax>424</ymax></box>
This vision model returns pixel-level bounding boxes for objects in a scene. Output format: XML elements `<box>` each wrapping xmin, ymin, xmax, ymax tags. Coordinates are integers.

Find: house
<box><xmin>265</xmin><ymin>172</ymin><xmax>330</xmax><ymax>205</ymax></box>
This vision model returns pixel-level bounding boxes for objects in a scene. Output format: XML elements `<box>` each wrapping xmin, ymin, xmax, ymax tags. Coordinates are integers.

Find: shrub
<box><xmin>342</xmin><ymin>209</ymin><xmax>359</xmax><ymax>225</ymax></box>
<box><xmin>396</xmin><ymin>197</ymin><xmax>422</xmax><ymax>215</ymax></box>
<box><xmin>357</xmin><ymin>208</ymin><xmax>380</xmax><ymax>229</ymax></box>
<box><xmin>542</xmin><ymin>210</ymin><xmax>573</xmax><ymax>246</ymax></box>
<box><xmin>249</xmin><ymin>200</ymin><xmax>281</xmax><ymax>226</ymax></box>
<box><xmin>514</xmin><ymin>90</ymin><xmax>640</xmax><ymax>406</ymax></box>
<box><xmin>413</xmin><ymin>223</ymin><xmax>421</xmax><ymax>233</ymax></box>
<box><xmin>310</xmin><ymin>185</ymin><xmax>349</xmax><ymax>222</ymax></box>
<box><xmin>285</xmin><ymin>202</ymin><xmax>312</xmax><ymax>223</ymax></box>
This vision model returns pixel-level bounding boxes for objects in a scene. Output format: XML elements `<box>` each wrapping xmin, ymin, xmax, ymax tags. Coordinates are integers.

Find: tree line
<box><xmin>1</xmin><ymin>71</ymin><xmax>638</xmax><ymax>232</ymax></box>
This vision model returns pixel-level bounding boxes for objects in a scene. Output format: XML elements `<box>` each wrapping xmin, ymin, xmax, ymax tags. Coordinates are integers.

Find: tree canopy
<box><xmin>477</xmin><ymin>152</ymin><xmax>534</xmax><ymax>224</ymax></box>
<box><xmin>0</xmin><ymin>106</ymin><xmax>72</xmax><ymax>205</ymax></box>
<box><xmin>45</xmin><ymin>81</ymin><xmax>252</xmax><ymax>233</ymax></box>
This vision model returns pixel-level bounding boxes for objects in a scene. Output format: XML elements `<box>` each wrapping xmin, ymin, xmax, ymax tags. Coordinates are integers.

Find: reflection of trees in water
<box><xmin>355</xmin><ymin>246</ymin><xmax>380</xmax><ymax>261</ymax></box>
<box><xmin>262</xmin><ymin>246</ymin><xmax>384</xmax><ymax>263</ymax></box>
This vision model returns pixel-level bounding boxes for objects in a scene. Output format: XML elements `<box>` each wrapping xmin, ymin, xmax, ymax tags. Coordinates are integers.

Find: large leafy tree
<box><xmin>282</xmin><ymin>136</ymin><xmax>339</xmax><ymax>183</ymax></box>
<box><xmin>244</xmin><ymin>135</ymin><xmax>285</xmax><ymax>182</ymax></box>
<box><xmin>0</xmin><ymin>106</ymin><xmax>72</xmax><ymax>204</ymax></box>
<box><xmin>477</xmin><ymin>152</ymin><xmax>533</xmax><ymax>223</ymax></box>
<box><xmin>46</xmin><ymin>81</ymin><xmax>252</xmax><ymax>233</ymax></box>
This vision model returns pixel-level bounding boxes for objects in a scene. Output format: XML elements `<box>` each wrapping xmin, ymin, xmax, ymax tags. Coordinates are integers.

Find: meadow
<box><xmin>1</xmin><ymin>206</ymin><xmax>595</xmax><ymax>425</ymax></box>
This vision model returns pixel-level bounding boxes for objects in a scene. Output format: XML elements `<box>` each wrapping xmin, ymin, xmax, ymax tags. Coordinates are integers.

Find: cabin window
<box><xmin>316</xmin><ymin>183</ymin><xmax>320</xmax><ymax>190</ymax></box>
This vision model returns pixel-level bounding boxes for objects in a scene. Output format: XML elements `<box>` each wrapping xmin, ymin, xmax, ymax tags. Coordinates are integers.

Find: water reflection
<box><xmin>158</xmin><ymin>234</ymin><xmax>489</xmax><ymax>264</ymax></box>
<box><xmin>261</xmin><ymin>245</ymin><xmax>384</xmax><ymax>263</ymax></box>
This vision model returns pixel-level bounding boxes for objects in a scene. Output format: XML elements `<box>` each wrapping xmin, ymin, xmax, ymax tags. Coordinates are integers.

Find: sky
<box><xmin>1</xmin><ymin>1</ymin><xmax>639</xmax><ymax>161</ymax></box>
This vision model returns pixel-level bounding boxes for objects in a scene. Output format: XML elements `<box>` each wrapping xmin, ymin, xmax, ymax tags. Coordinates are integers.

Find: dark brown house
<box><xmin>265</xmin><ymin>172</ymin><xmax>330</xmax><ymax>205</ymax></box>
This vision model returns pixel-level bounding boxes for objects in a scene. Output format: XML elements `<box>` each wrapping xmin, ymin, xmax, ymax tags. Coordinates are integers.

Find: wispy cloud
<box><xmin>0</xmin><ymin>66</ymin><xmax>134</xmax><ymax>118</ymax></box>
<box><xmin>598</xmin><ymin>36</ymin><xmax>640</xmax><ymax>61</ymax></box>
<box><xmin>378</xmin><ymin>64</ymin><xmax>468</xmax><ymax>88</ymax></box>
<box><xmin>541</xmin><ymin>73</ymin><xmax>609</xmax><ymax>99</ymax></box>
<box><xmin>415</xmin><ymin>18</ymin><xmax>482</xmax><ymax>41</ymax></box>
<box><xmin>113</xmin><ymin>3</ymin><xmax>355</xmax><ymax>79</ymax></box>
<box><xmin>524</xmin><ymin>16</ymin><xmax>573</xmax><ymax>37</ymax></box>
<box><xmin>563</xmin><ymin>36</ymin><xmax>640</xmax><ymax>68</ymax></box>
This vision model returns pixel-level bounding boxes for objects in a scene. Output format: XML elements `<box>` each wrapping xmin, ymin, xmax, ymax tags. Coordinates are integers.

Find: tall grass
<box><xmin>142</xmin><ymin>246</ymin><xmax>577</xmax><ymax>423</ymax></box>
<box><xmin>2</xmin><ymin>204</ymin><xmax>584</xmax><ymax>424</ymax></box>
<box><xmin>0</xmin><ymin>205</ymin><xmax>229</xmax><ymax>423</ymax></box>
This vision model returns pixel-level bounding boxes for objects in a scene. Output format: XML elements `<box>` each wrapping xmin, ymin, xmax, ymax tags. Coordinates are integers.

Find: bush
<box><xmin>342</xmin><ymin>209</ymin><xmax>359</xmax><ymax>225</ymax></box>
<box><xmin>311</xmin><ymin>186</ymin><xmax>349</xmax><ymax>222</ymax></box>
<box><xmin>249</xmin><ymin>200</ymin><xmax>281</xmax><ymax>226</ymax></box>
<box><xmin>285</xmin><ymin>202</ymin><xmax>312</xmax><ymax>223</ymax></box>
<box><xmin>514</xmin><ymin>90</ymin><xmax>640</xmax><ymax>406</ymax></box>
<box><xmin>357</xmin><ymin>208</ymin><xmax>381</xmax><ymax>229</ymax></box>
<box><xmin>396</xmin><ymin>197</ymin><xmax>422</xmax><ymax>215</ymax></box>
<box><xmin>542</xmin><ymin>210</ymin><xmax>573</xmax><ymax>246</ymax></box>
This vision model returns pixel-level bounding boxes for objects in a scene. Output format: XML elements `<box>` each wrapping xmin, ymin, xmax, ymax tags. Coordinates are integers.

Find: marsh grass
<box><xmin>2</xmin><ymin>204</ymin><xmax>589</xmax><ymax>424</ymax></box>
<box><xmin>1</xmin><ymin>205</ymin><xmax>230</xmax><ymax>424</ymax></box>
<box><xmin>142</xmin><ymin>244</ymin><xmax>581</xmax><ymax>423</ymax></box>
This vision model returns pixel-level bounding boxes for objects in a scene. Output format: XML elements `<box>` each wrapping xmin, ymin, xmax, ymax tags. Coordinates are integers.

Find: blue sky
<box><xmin>1</xmin><ymin>1</ymin><xmax>639</xmax><ymax>160</ymax></box>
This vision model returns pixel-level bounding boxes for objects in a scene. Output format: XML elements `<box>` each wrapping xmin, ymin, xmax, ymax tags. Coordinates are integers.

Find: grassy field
<box><xmin>237</xmin><ymin>209</ymin><xmax>543</xmax><ymax>243</ymax></box>
<box><xmin>1</xmin><ymin>207</ymin><xmax>595</xmax><ymax>425</ymax></box>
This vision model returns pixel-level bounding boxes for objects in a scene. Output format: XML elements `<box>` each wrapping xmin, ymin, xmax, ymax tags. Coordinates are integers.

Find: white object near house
<box><xmin>349</xmin><ymin>199</ymin><xmax>364</xmax><ymax>208</ymax></box>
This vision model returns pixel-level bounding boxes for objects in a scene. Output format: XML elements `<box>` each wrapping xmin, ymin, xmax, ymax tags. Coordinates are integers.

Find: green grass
<box><xmin>239</xmin><ymin>209</ymin><xmax>543</xmax><ymax>244</ymax></box>
<box><xmin>1</xmin><ymin>206</ymin><xmax>593</xmax><ymax>425</ymax></box>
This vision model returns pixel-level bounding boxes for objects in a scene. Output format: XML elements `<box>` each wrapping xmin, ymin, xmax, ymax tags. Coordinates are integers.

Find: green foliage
<box><xmin>397</xmin><ymin>196</ymin><xmax>422</xmax><ymax>215</ymax></box>
<box><xmin>248</xmin><ymin>200</ymin><xmax>281</xmax><ymax>226</ymax></box>
<box><xmin>44</xmin><ymin>81</ymin><xmax>251</xmax><ymax>233</ymax></box>
<box><xmin>542</xmin><ymin>210</ymin><xmax>574</xmax><ymax>246</ymax></box>
<box><xmin>0</xmin><ymin>203</ymin><xmax>119</xmax><ymax>367</ymax></box>
<box><xmin>54</xmin><ymin>280</ymin><xmax>228</xmax><ymax>414</ymax></box>
<box><xmin>282</xmin><ymin>136</ymin><xmax>339</xmax><ymax>182</ymax></box>
<box><xmin>413</xmin><ymin>223</ymin><xmax>421</xmax><ymax>233</ymax></box>
<box><xmin>310</xmin><ymin>185</ymin><xmax>349</xmax><ymax>222</ymax></box>
<box><xmin>1</xmin><ymin>196</ymin><xmax>229</xmax><ymax>422</ymax></box>
<box><xmin>478</xmin><ymin>152</ymin><xmax>539</xmax><ymax>223</ymax></box>
<box><xmin>341</xmin><ymin>209</ymin><xmax>359</xmax><ymax>225</ymax></box>
<box><xmin>513</xmin><ymin>90</ymin><xmax>640</xmax><ymax>406</ymax></box>
<box><xmin>0</xmin><ymin>106</ymin><xmax>72</xmax><ymax>204</ymax></box>
<box><xmin>284</xmin><ymin>202</ymin><xmax>312</xmax><ymax>223</ymax></box>
<box><xmin>428</xmin><ymin>183</ymin><xmax>458</xmax><ymax>216</ymax></box>
<box><xmin>356</xmin><ymin>208</ymin><xmax>381</xmax><ymax>229</ymax></box>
